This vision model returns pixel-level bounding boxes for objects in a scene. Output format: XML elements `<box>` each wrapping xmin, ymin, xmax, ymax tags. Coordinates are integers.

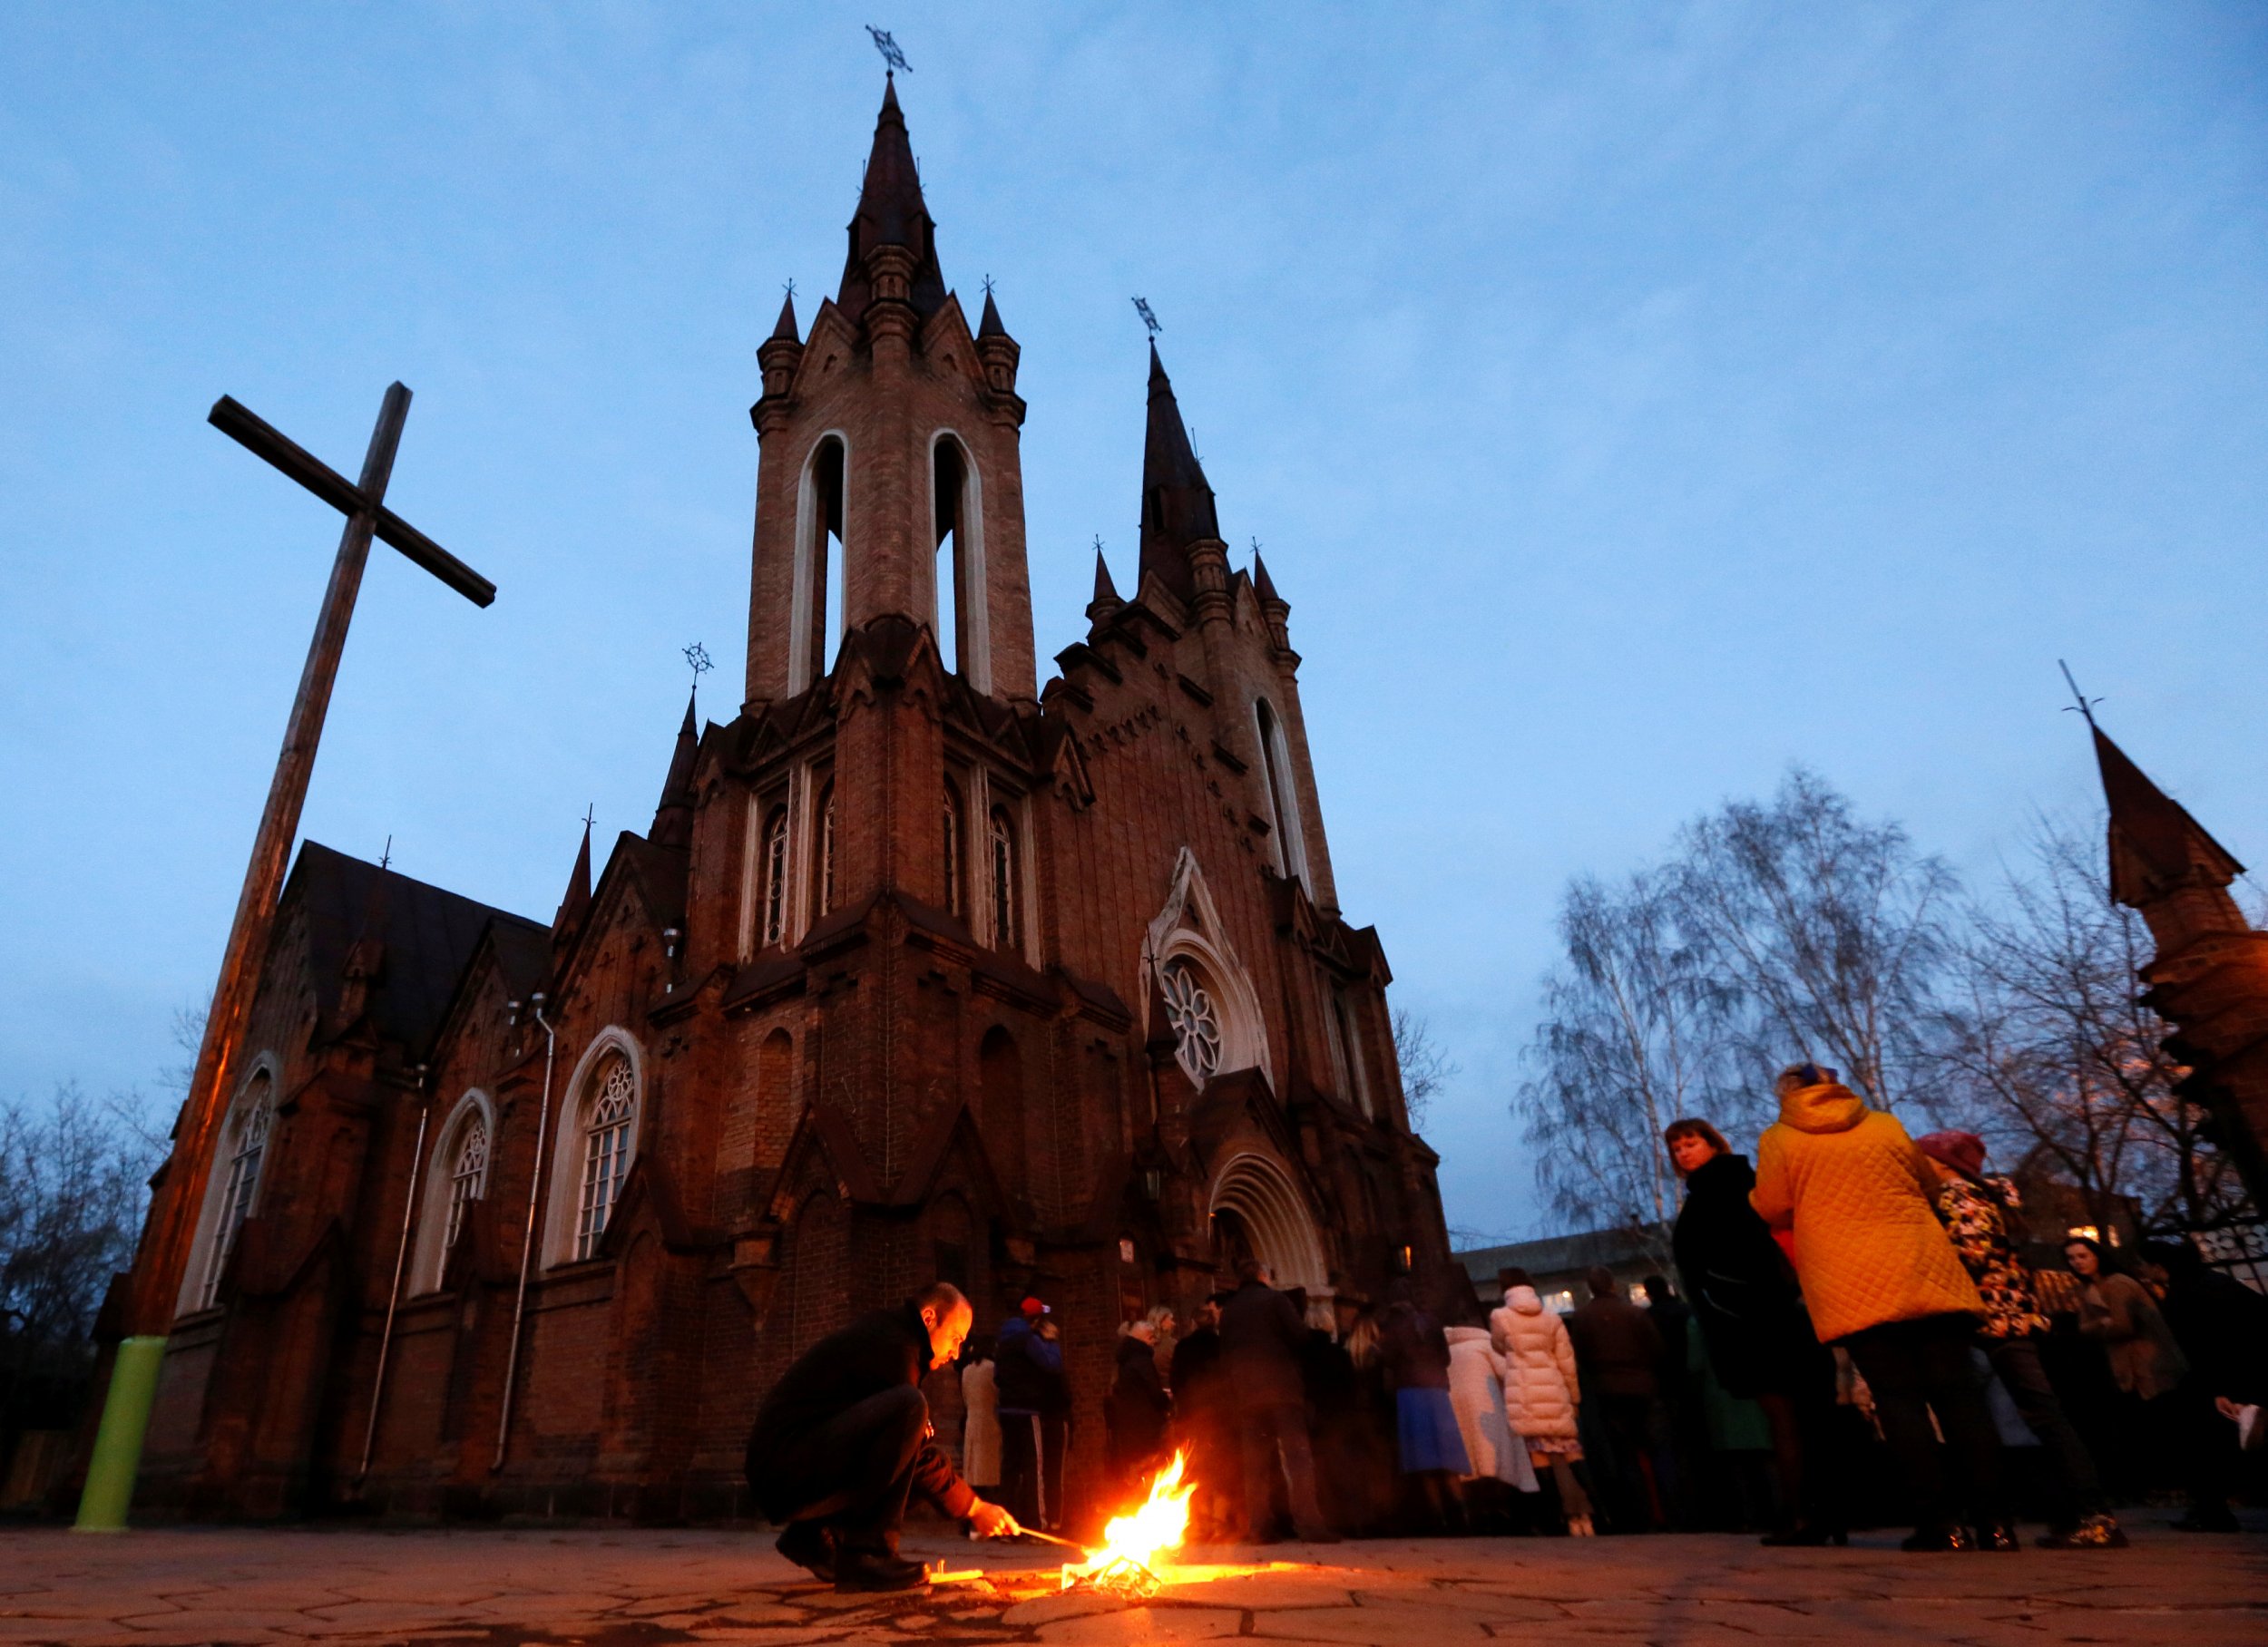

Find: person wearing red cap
<box><xmin>1917</xmin><ymin>1132</ymin><xmax>2126</xmax><ymax>1549</ymax></box>
<box><xmin>994</xmin><ymin>1296</ymin><xmax>1068</xmax><ymax>1530</ymax></box>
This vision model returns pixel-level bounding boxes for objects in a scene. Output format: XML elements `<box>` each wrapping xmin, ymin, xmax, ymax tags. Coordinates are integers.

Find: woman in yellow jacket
<box><xmin>1751</xmin><ymin>1064</ymin><xmax>2011</xmax><ymax>1553</ymax></box>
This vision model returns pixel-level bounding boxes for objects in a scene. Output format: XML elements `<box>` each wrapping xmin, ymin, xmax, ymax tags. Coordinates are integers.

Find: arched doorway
<box><xmin>1208</xmin><ymin>1150</ymin><xmax>1328</xmax><ymax>1294</ymax></box>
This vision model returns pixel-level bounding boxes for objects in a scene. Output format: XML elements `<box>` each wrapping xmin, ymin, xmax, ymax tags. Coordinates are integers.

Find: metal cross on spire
<box><xmin>866</xmin><ymin>24</ymin><xmax>910</xmax><ymax>74</ymax></box>
<box><xmin>1132</xmin><ymin>297</ymin><xmax>1161</xmax><ymax>337</ymax></box>
<box><xmin>2058</xmin><ymin>658</ymin><xmax>2103</xmax><ymax>729</ymax></box>
<box><xmin>378</xmin><ymin>834</ymin><xmax>394</xmax><ymax>872</ymax></box>
<box><xmin>582</xmin><ymin>802</ymin><xmax>598</xmax><ymax>833</ymax></box>
<box><xmin>783</xmin><ymin>278</ymin><xmax>797</xmax><ymax>300</ymax></box>
<box><xmin>682</xmin><ymin>640</ymin><xmax>714</xmax><ymax>700</ymax></box>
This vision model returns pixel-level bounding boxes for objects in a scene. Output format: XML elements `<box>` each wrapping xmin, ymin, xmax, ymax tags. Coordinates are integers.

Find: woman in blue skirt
<box><xmin>1379</xmin><ymin>1280</ymin><xmax>1471</xmax><ymax>1531</ymax></box>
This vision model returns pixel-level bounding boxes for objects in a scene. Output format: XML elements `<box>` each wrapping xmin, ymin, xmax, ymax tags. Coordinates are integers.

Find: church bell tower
<box><xmin>742</xmin><ymin>75</ymin><xmax>1036</xmax><ymax>710</ymax></box>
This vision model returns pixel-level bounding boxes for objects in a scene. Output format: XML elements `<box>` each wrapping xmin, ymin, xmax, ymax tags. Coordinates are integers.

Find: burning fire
<box><xmin>1060</xmin><ymin>1450</ymin><xmax>1196</xmax><ymax>1594</ymax></box>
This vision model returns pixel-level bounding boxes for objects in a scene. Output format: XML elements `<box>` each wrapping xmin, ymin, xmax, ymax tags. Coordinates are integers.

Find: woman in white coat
<box><xmin>1445</xmin><ymin>1323</ymin><xmax>1540</xmax><ymax>1496</ymax></box>
<box><xmin>1490</xmin><ymin>1269</ymin><xmax>1595</xmax><ymax>1535</ymax></box>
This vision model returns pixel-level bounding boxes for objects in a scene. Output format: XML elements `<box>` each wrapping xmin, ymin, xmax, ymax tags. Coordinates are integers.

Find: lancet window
<box><xmin>443</xmin><ymin>1115</ymin><xmax>489</xmax><ymax>1252</ymax></box>
<box><xmin>943</xmin><ymin>782</ymin><xmax>964</xmax><ymax>917</ymax></box>
<box><xmin>195</xmin><ymin>1070</ymin><xmax>274</xmax><ymax>1311</ymax></box>
<box><xmin>573</xmin><ymin>1055</ymin><xmax>637</xmax><ymax>1262</ymax></box>
<box><xmin>988</xmin><ymin>805</ymin><xmax>1017</xmax><ymax>951</ymax></box>
<box><xmin>761</xmin><ymin>806</ymin><xmax>790</xmax><ymax>947</ymax></box>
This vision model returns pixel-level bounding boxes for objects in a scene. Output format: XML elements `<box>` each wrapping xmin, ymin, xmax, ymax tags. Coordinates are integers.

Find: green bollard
<box><xmin>73</xmin><ymin>1337</ymin><xmax>169</xmax><ymax>1532</ymax></box>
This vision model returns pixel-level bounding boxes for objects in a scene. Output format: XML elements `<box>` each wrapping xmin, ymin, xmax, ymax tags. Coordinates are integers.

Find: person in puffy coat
<box><xmin>1490</xmin><ymin>1271</ymin><xmax>1595</xmax><ymax>1535</ymax></box>
<box><xmin>1751</xmin><ymin>1063</ymin><xmax>2008</xmax><ymax>1553</ymax></box>
<box><xmin>1445</xmin><ymin>1323</ymin><xmax>1537</xmax><ymax>1493</ymax></box>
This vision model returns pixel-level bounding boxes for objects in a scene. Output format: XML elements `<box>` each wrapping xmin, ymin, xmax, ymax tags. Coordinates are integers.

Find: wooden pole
<box><xmin>78</xmin><ymin>383</ymin><xmax>472</xmax><ymax>1529</ymax></box>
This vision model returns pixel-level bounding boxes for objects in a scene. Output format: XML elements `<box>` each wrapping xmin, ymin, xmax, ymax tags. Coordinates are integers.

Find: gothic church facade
<box><xmin>115</xmin><ymin>80</ymin><xmax>1453</xmax><ymax>1521</ymax></box>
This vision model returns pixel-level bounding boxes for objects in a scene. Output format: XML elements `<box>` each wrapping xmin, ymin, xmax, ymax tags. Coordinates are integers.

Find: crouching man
<box><xmin>746</xmin><ymin>1282</ymin><xmax>1022</xmax><ymax>1592</ymax></box>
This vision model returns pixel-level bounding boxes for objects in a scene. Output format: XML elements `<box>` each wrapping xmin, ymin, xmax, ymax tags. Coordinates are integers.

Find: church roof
<box><xmin>1139</xmin><ymin>343</ymin><xmax>1220</xmax><ymax>602</ymax></box>
<box><xmin>2091</xmin><ymin>724</ymin><xmax>2244</xmax><ymax>907</ymax></box>
<box><xmin>836</xmin><ymin>76</ymin><xmax>949</xmax><ymax>323</ymax></box>
<box><xmin>284</xmin><ymin>841</ymin><xmax>543</xmax><ymax>1058</ymax></box>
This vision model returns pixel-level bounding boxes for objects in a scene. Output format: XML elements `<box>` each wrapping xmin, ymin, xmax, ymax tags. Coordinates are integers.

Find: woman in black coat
<box><xmin>1107</xmin><ymin>1307</ymin><xmax>1175</xmax><ymax>1492</ymax></box>
<box><xmin>1666</xmin><ymin>1118</ymin><xmax>1842</xmax><ymax>1545</ymax></box>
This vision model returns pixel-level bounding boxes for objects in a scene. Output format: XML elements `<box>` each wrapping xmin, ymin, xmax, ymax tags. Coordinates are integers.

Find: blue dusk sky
<box><xmin>3</xmin><ymin>5</ymin><xmax>2263</xmax><ymax>1244</ymax></box>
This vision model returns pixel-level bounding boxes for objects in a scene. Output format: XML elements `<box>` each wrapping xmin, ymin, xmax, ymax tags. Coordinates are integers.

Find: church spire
<box><xmin>1087</xmin><ymin>543</ymin><xmax>1122</xmax><ymax>627</ymax></box>
<box><xmin>2090</xmin><ymin>721</ymin><xmax>2244</xmax><ymax>915</ymax></box>
<box><xmin>1138</xmin><ymin>343</ymin><xmax>1220</xmax><ymax>604</ymax></box>
<box><xmin>650</xmin><ymin>695</ymin><xmax>699</xmax><ymax>852</ymax></box>
<box><xmin>769</xmin><ymin>288</ymin><xmax>800</xmax><ymax>343</ymax></box>
<box><xmin>552</xmin><ymin>817</ymin><xmax>592</xmax><ymax>942</ymax></box>
<box><xmin>836</xmin><ymin>75</ymin><xmax>947</xmax><ymax>322</ymax></box>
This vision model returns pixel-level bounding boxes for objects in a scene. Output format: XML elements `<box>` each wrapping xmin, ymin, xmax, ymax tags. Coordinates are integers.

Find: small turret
<box><xmin>650</xmin><ymin>695</ymin><xmax>699</xmax><ymax>852</ymax></box>
<box><xmin>1087</xmin><ymin>545</ymin><xmax>1123</xmax><ymax>628</ymax></box>
<box><xmin>976</xmin><ymin>285</ymin><xmax>1022</xmax><ymax>406</ymax></box>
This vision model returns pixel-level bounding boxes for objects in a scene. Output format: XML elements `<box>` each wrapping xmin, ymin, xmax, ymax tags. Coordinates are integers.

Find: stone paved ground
<box><xmin>2</xmin><ymin>1518</ymin><xmax>2263</xmax><ymax>1647</ymax></box>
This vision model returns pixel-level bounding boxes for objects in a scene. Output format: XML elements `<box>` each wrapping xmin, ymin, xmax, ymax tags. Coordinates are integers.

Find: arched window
<box><xmin>791</xmin><ymin>436</ymin><xmax>848</xmax><ymax>694</ymax></box>
<box><xmin>443</xmin><ymin>1113</ymin><xmax>489</xmax><ymax>1251</ymax></box>
<box><xmin>414</xmin><ymin>1090</ymin><xmax>495</xmax><ymax>1292</ymax></box>
<box><xmin>1331</xmin><ymin>988</ymin><xmax>1372</xmax><ymax>1118</ymax></box>
<box><xmin>929</xmin><ymin>433</ymin><xmax>991</xmax><ymax>692</ymax></box>
<box><xmin>988</xmin><ymin>805</ymin><xmax>1017</xmax><ymax>951</ymax></box>
<box><xmin>817</xmin><ymin>784</ymin><xmax>837</xmax><ymax>916</ymax></box>
<box><xmin>1158</xmin><ymin>957</ymin><xmax>1224</xmax><ymax>1086</ymax></box>
<box><xmin>1255</xmin><ymin>699</ymin><xmax>1309</xmax><ymax>889</ymax></box>
<box><xmin>573</xmin><ymin>1054</ymin><xmax>637</xmax><ymax>1262</ymax></box>
<box><xmin>194</xmin><ymin>1068</ymin><xmax>274</xmax><ymax>1311</ymax></box>
<box><xmin>942</xmin><ymin>781</ymin><xmax>964</xmax><ymax>917</ymax></box>
<box><xmin>761</xmin><ymin>806</ymin><xmax>790</xmax><ymax>947</ymax></box>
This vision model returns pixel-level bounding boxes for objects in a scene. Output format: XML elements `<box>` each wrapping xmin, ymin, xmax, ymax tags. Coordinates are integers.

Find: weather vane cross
<box><xmin>683</xmin><ymin>640</ymin><xmax>714</xmax><ymax>698</ymax></box>
<box><xmin>866</xmin><ymin>25</ymin><xmax>910</xmax><ymax>74</ymax></box>
<box><xmin>1131</xmin><ymin>297</ymin><xmax>1161</xmax><ymax>337</ymax></box>
<box><xmin>2058</xmin><ymin>658</ymin><xmax>2102</xmax><ymax>729</ymax></box>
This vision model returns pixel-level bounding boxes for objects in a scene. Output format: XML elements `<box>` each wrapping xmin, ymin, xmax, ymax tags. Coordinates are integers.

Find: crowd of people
<box><xmin>747</xmin><ymin>1062</ymin><xmax>2263</xmax><ymax>1590</ymax></box>
<box><xmin>951</xmin><ymin>1065</ymin><xmax>2266</xmax><ymax>1552</ymax></box>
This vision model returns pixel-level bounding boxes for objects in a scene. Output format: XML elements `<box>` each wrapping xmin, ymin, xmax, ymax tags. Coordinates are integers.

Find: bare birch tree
<box><xmin>1673</xmin><ymin>765</ymin><xmax>1959</xmax><ymax>1112</ymax></box>
<box><xmin>1391</xmin><ymin>1007</ymin><xmax>1458</xmax><ymax>1134</ymax></box>
<box><xmin>1519</xmin><ymin>867</ymin><xmax>1735</xmax><ymax>1266</ymax></box>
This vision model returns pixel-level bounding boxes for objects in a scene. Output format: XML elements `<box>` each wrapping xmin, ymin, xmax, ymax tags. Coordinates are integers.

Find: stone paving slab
<box><xmin>0</xmin><ymin>1521</ymin><xmax>2261</xmax><ymax>1645</ymax></box>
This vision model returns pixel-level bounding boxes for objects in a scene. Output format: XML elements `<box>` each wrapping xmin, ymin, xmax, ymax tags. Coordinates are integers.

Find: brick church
<box><xmin>112</xmin><ymin>77</ymin><xmax>1453</xmax><ymax>1520</ymax></box>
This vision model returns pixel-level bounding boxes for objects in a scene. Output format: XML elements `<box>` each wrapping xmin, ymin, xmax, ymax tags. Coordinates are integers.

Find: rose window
<box><xmin>1159</xmin><ymin>959</ymin><xmax>1223</xmax><ymax>1085</ymax></box>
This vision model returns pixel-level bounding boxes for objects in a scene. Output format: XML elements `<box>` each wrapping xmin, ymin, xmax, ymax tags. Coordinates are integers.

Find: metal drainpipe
<box><xmin>494</xmin><ymin>995</ymin><xmax>557</xmax><ymax>1472</ymax></box>
<box><xmin>357</xmin><ymin>1062</ymin><xmax>432</xmax><ymax>1484</ymax></box>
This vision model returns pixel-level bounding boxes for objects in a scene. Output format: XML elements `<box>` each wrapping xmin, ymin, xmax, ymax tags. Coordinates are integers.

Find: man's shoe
<box><xmin>1972</xmin><ymin>1519</ymin><xmax>2020</xmax><ymax>1552</ymax></box>
<box><xmin>1901</xmin><ymin>1525</ymin><xmax>1976</xmax><ymax>1553</ymax></box>
<box><xmin>775</xmin><ymin>1521</ymin><xmax>836</xmax><ymax>1583</ymax></box>
<box><xmin>834</xmin><ymin>1550</ymin><xmax>927</xmax><ymax>1593</ymax></box>
<box><xmin>2038</xmin><ymin>1513</ymin><xmax>2128</xmax><ymax>1549</ymax></box>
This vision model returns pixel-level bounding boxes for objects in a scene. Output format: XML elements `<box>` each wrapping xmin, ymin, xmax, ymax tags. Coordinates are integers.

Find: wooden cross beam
<box><xmin>129</xmin><ymin>382</ymin><xmax>494</xmax><ymax>1339</ymax></box>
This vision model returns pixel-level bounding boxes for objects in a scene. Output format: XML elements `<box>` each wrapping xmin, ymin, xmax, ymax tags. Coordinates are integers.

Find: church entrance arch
<box><xmin>1208</xmin><ymin>1150</ymin><xmax>1328</xmax><ymax>1295</ymax></box>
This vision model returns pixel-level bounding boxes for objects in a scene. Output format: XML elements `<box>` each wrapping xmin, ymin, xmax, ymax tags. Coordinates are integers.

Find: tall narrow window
<box><xmin>792</xmin><ymin>437</ymin><xmax>847</xmax><ymax>693</ymax></box>
<box><xmin>1331</xmin><ymin>989</ymin><xmax>1372</xmax><ymax>1118</ymax></box>
<box><xmin>933</xmin><ymin>438</ymin><xmax>965</xmax><ymax>675</ymax></box>
<box><xmin>443</xmin><ymin>1116</ymin><xmax>489</xmax><ymax>1252</ymax></box>
<box><xmin>942</xmin><ymin>782</ymin><xmax>964</xmax><ymax>917</ymax></box>
<box><xmin>198</xmin><ymin>1071</ymin><xmax>274</xmax><ymax>1310</ymax></box>
<box><xmin>761</xmin><ymin>806</ymin><xmax>790</xmax><ymax>947</ymax></box>
<box><xmin>817</xmin><ymin>785</ymin><xmax>836</xmax><ymax>915</ymax></box>
<box><xmin>573</xmin><ymin>1055</ymin><xmax>637</xmax><ymax>1261</ymax></box>
<box><xmin>988</xmin><ymin>805</ymin><xmax>1017</xmax><ymax>951</ymax></box>
<box><xmin>1255</xmin><ymin>699</ymin><xmax>1308</xmax><ymax>887</ymax></box>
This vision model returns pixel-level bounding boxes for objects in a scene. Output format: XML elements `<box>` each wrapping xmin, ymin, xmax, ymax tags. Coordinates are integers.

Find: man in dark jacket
<box><xmin>745</xmin><ymin>1282</ymin><xmax>1019</xmax><ymax>1592</ymax></box>
<box><xmin>1219</xmin><ymin>1260</ymin><xmax>1338</xmax><ymax>1543</ymax></box>
<box><xmin>1171</xmin><ymin>1295</ymin><xmax>1238</xmax><ymax>1540</ymax></box>
<box><xmin>993</xmin><ymin>1296</ymin><xmax>1065</xmax><ymax>1530</ymax></box>
<box><xmin>1568</xmin><ymin>1267</ymin><xmax>1674</xmax><ymax>1531</ymax></box>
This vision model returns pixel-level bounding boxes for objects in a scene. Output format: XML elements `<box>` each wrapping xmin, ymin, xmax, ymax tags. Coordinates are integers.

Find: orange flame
<box><xmin>1061</xmin><ymin>1450</ymin><xmax>1196</xmax><ymax>1590</ymax></box>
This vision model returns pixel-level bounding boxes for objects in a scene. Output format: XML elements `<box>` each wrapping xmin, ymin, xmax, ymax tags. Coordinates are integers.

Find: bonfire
<box><xmin>1058</xmin><ymin>1451</ymin><xmax>1197</xmax><ymax>1598</ymax></box>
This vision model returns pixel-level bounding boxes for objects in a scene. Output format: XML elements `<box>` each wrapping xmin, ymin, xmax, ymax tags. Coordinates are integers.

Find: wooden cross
<box><xmin>132</xmin><ymin>383</ymin><xmax>492</xmax><ymax>1336</ymax></box>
